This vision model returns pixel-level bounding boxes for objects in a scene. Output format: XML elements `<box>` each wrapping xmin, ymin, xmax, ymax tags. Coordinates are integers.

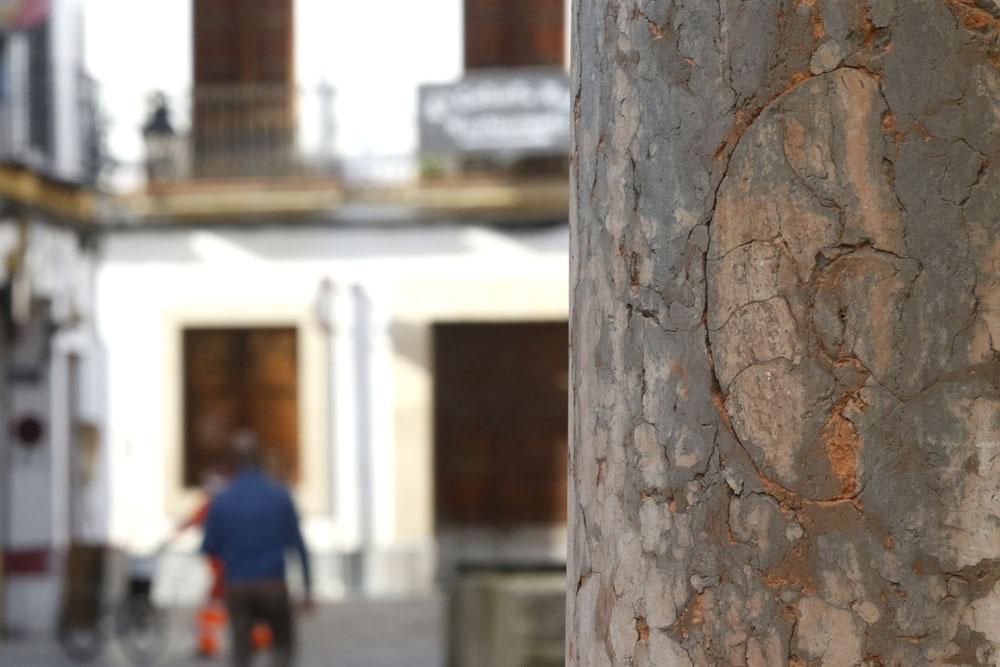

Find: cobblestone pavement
<box><xmin>0</xmin><ymin>596</ymin><xmax>443</xmax><ymax>667</ymax></box>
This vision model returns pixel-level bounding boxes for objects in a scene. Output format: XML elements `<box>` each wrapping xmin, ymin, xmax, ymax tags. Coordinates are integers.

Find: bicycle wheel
<box><xmin>56</xmin><ymin>578</ymin><xmax>106</xmax><ymax>663</ymax></box>
<box><xmin>114</xmin><ymin>594</ymin><xmax>169</xmax><ymax>665</ymax></box>
<box><xmin>56</xmin><ymin>610</ymin><xmax>106</xmax><ymax>663</ymax></box>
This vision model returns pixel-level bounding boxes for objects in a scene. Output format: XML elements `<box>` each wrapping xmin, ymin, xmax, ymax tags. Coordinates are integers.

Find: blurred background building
<box><xmin>0</xmin><ymin>0</ymin><xmax>105</xmax><ymax>637</ymax></box>
<box><xmin>0</xmin><ymin>0</ymin><xmax>570</xmax><ymax>658</ymax></box>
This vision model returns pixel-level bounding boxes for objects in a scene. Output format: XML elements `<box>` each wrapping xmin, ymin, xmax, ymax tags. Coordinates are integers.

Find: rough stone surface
<box><xmin>570</xmin><ymin>0</ymin><xmax>1000</xmax><ymax>664</ymax></box>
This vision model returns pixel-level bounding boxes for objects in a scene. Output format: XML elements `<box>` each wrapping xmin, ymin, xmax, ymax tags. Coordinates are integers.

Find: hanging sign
<box><xmin>419</xmin><ymin>69</ymin><xmax>570</xmax><ymax>157</ymax></box>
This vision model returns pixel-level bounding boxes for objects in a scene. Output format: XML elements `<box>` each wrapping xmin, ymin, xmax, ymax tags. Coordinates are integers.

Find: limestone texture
<box><xmin>570</xmin><ymin>0</ymin><xmax>1000</xmax><ymax>664</ymax></box>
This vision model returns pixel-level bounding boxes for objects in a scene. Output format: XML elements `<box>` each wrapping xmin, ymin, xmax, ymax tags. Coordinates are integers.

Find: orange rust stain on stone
<box><xmin>810</xmin><ymin>14</ymin><xmax>826</xmax><ymax>39</ymax></box>
<box><xmin>861</xmin><ymin>6</ymin><xmax>877</xmax><ymax>47</ymax></box>
<box><xmin>786</xmin><ymin>71</ymin><xmax>813</xmax><ymax>91</ymax></box>
<box><xmin>946</xmin><ymin>0</ymin><xmax>1000</xmax><ymax>33</ymax></box>
<box><xmin>646</xmin><ymin>21</ymin><xmax>668</xmax><ymax>40</ymax></box>
<box><xmin>671</xmin><ymin>593</ymin><xmax>706</xmax><ymax>640</ymax></box>
<box><xmin>710</xmin><ymin>386</ymin><xmax>735</xmax><ymax>433</ymax></box>
<box><xmin>821</xmin><ymin>409</ymin><xmax>861</xmax><ymax>497</ymax></box>
<box><xmin>956</xmin><ymin>0</ymin><xmax>1000</xmax><ymax>29</ymax></box>
<box><xmin>635</xmin><ymin>616</ymin><xmax>650</xmax><ymax>642</ymax></box>
<box><xmin>796</xmin><ymin>0</ymin><xmax>817</xmax><ymax>8</ymax></box>
<box><xmin>965</xmin><ymin>11</ymin><xmax>992</xmax><ymax>29</ymax></box>
<box><xmin>764</xmin><ymin>541</ymin><xmax>818</xmax><ymax>595</ymax></box>
<box><xmin>671</xmin><ymin>361</ymin><xmax>690</xmax><ymax>399</ymax></box>
<box><xmin>912</xmin><ymin>120</ymin><xmax>934</xmax><ymax>141</ymax></box>
<box><xmin>833</xmin><ymin>356</ymin><xmax>868</xmax><ymax>374</ymax></box>
<box><xmin>732</xmin><ymin>108</ymin><xmax>752</xmax><ymax>136</ymax></box>
<box><xmin>714</xmin><ymin>141</ymin><xmax>728</xmax><ymax>161</ymax></box>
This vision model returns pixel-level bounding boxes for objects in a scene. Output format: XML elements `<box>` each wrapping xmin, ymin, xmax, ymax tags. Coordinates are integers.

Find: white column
<box><xmin>321</xmin><ymin>280</ymin><xmax>361</xmax><ymax>551</ymax></box>
<box><xmin>352</xmin><ymin>285</ymin><xmax>396</xmax><ymax>594</ymax></box>
<box><xmin>356</xmin><ymin>286</ymin><xmax>396</xmax><ymax>541</ymax></box>
<box><xmin>322</xmin><ymin>280</ymin><xmax>398</xmax><ymax>595</ymax></box>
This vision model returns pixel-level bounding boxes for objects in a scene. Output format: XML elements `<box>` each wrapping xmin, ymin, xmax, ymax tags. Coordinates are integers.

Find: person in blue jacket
<box><xmin>201</xmin><ymin>430</ymin><xmax>313</xmax><ymax>667</ymax></box>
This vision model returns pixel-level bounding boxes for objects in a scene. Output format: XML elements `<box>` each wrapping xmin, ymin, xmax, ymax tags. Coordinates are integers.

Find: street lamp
<box><xmin>142</xmin><ymin>92</ymin><xmax>179</xmax><ymax>184</ymax></box>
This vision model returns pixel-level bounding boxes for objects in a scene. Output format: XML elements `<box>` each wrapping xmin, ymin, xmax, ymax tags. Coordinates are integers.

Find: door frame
<box><xmin>162</xmin><ymin>303</ymin><xmax>326</xmax><ymax>518</ymax></box>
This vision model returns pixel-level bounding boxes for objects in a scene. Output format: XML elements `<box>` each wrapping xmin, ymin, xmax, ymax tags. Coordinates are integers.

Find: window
<box><xmin>464</xmin><ymin>0</ymin><xmax>565</xmax><ymax>70</ymax></box>
<box><xmin>183</xmin><ymin>327</ymin><xmax>299</xmax><ymax>487</ymax></box>
<box><xmin>27</xmin><ymin>20</ymin><xmax>50</xmax><ymax>157</ymax></box>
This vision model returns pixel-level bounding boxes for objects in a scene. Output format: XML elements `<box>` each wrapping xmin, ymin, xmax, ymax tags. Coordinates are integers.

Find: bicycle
<box><xmin>113</xmin><ymin>551</ymin><xmax>170</xmax><ymax>665</ymax></box>
<box><xmin>57</xmin><ymin>544</ymin><xmax>171</xmax><ymax>665</ymax></box>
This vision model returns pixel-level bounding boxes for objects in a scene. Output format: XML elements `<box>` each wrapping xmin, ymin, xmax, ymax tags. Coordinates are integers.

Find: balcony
<box><xmin>133</xmin><ymin>70</ymin><xmax>570</xmax><ymax>224</ymax></box>
<box><xmin>142</xmin><ymin>83</ymin><xmax>336</xmax><ymax>186</ymax></box>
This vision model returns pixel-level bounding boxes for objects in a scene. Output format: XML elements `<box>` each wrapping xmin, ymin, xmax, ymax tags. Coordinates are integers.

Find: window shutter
<box><xmin>464</xmin><ymin>0</ymin><xmax>565</xmax><ymax>69</ymax></box>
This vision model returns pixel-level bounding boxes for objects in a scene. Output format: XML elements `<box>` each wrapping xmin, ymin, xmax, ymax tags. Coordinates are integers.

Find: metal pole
<box><xmin>0</xmin><ymin>300</ymin><xmax>7</xmax><ymax>639</ymax></box>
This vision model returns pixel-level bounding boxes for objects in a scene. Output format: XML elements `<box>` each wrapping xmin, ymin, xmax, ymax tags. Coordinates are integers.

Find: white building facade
<box><xmin>79</xmin><ymin>0</ymin><xmax>572</xmax><ymax>606</ymax></box>
<box><xmin>0</xmin><ymin>0</ymin><xmax>106</xmax><ymax>635</ymax></box>
<box><xmin>96</xmin><ymin>223</ymin><xmax>568</xmax><ymax>601</ymax></box>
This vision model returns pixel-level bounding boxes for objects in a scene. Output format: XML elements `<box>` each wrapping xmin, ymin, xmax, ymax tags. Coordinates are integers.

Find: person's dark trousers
<box><xmin>225</xmin><ymin>580</ymin><xmax>295</xmax><ymax>667</ymax></box>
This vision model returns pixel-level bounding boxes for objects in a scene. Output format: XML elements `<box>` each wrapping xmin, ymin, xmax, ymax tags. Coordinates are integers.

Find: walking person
<box><xmin>201</xmin><ymin>431</ymin><xmax>313</xmax><ymax>667</ymax></box>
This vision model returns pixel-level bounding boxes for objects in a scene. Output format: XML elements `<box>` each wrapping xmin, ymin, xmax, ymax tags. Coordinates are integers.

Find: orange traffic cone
<box><xmin>196</xmin><ymin>601</ymin><xmax>227</xmax><ymax>657</ymax></box>
<box><xmin>251</xmin><ymin>622</ymin><xmax>273</xmax><ymax>650</ymax></box>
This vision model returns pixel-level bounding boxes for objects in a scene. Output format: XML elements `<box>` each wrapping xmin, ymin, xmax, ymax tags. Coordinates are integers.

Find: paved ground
<box><xmin>0</xmin><ymin>596</ymin><xmax>444</xmax><ymax>667</ymax></box>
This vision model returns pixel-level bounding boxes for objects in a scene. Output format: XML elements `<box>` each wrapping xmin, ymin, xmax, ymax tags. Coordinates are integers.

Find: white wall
<box><xmin>0</xmin><ymin>219</ymin><xmax>106</xmax><ymax>635</ymax></box>
<box><xmin>95</xmin><ymin>223</ymin><xmax>568</xmax><ymax>597</ymax></box>
<box><xmin>83</xmin><ymin>0</ymin><xmax>464</xmax><ymax>190</ymax></box>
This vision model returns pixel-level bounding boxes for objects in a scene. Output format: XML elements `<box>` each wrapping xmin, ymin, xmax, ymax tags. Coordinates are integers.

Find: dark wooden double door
<box><xmin>183</xmin><ymin>327</ymin><xmax>298</xmax><ymax>486</ymax></box>
<box><xmin>434</xmin><ymin>321</ymin><xmax>569</xmax><ymax>527</ymax></box>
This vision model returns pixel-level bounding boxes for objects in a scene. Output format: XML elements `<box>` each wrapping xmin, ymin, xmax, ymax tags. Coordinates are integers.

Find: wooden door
<box><xmin>183</xmin><ymin>327</ymin><xmax>299</xmax><ymax>486</ymax></box>
<box><xmin>464</xmin><ymin>0</ymin><xmax>565</xmax><ymax>69</ymax></box>
<box><xmin>434</xmin><ymin>322</ymin><xmax>568</xmax><ymax>526</ymax></box>
<box><xmin>192</xmin><ymin>0</ymin><xmax>295</xmax><ymax>176</ymax></box>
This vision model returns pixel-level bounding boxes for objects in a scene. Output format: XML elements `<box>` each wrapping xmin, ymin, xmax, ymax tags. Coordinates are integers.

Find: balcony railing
<box><xmin>142</xmin><ymin>83</ymin><xmax>337</xmax><ymax>185</ymax></box>
<box><xmin>138</xmin><ymin>71</ymin><xmax>570</xmax><ymax>198</ymax></box>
